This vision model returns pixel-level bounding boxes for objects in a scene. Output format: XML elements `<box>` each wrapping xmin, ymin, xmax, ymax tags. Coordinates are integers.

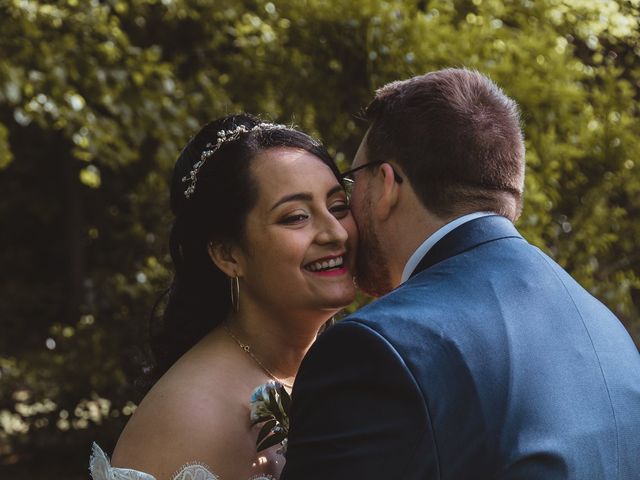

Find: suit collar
<box><xmin>401</xmin><ymin>212</ymin><xmax>493</xmax><ymax>282</ymax></box>
<box><xmin>410</xmin><ymin>214</ymin><xmax>523</xmax><ymax>278</ymax></box>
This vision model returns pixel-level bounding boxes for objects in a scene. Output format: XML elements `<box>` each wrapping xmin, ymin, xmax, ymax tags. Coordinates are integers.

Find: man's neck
<box><xmin>399</xmin><ymin>211</ymin><xmax>495</xmax><ymax>284</ymax></box>
<box><xmin>384</xmin><ymin>209</ymin><xmax>447</xmax><ymax>288</ymax></box>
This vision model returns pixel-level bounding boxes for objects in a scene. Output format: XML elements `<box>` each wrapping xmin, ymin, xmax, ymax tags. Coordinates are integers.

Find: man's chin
<box><xmin>354</xmin><ymin>218</ymin><xmax>393</xmax><ymax>297</ymax></box>
<box><xmin>354</xmin><ymin>273</ymin><xmax>393</xmax><ymax>298</ymax></box>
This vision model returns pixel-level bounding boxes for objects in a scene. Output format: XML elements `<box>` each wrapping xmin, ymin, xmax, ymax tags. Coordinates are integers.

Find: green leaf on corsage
<box><xmin>249</xmin><ymin>381</ymin><xmax>291</xmax><ymax>454</ymax></box>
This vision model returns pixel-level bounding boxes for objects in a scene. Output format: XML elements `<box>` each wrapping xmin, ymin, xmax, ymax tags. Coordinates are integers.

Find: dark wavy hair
<box><xmin>148</xmin><ymin>114</ymin><xmax>339</xmax><ymax>382</ymax></box>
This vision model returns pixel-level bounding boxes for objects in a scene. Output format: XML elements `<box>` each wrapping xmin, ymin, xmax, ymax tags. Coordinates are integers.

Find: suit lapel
<box><xmin>411</xmin><ymin>215</ymin><xmax>523</xmax><ymax>278</ymax></box>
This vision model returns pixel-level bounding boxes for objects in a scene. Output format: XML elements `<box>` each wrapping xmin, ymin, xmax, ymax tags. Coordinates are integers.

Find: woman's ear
<box><xmin>207</xmin><ymin>241</ymin><xmax>242</xmax><ymax>278</ymax></box>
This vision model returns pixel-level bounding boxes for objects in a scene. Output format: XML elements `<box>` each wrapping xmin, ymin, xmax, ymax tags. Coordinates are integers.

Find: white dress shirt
<box><xmin>400</xmin><ymin>212</ymin><xmax>494</xmax><ymax>283</ymax></box>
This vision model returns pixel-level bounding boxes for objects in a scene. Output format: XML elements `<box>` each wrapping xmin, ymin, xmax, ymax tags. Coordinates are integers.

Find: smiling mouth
<box><xmin>304</xmin><ymin>255</ymin><xmax>345</xmax><ymax>273</ymax></box>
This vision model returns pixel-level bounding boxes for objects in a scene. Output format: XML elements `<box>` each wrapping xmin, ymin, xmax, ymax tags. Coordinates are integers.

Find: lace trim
<box><xmin>90</xmin><ymin>443</ymin><xmax>219</xmax><ymax>480</ymax></box>
<box><xmin>171</xmin><ymin>461</ymin><xmax>218</xmax><ymax>480</ymax></box>
<box><xmin>90</xmin><ymin>443</ymin><xmax>276</xmax><ymax>480</ymax></box>
<box><xmin>90</xmin><ymin>443</ymin><xmax>157</xmax><ymax>480</ymax></box>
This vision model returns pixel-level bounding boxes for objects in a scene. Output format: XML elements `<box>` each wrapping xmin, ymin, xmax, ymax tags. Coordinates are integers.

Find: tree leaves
<box><xmin>1</xmin><ymin>0</ymin><xmax>638</xmax><ymax>474</ymax></box>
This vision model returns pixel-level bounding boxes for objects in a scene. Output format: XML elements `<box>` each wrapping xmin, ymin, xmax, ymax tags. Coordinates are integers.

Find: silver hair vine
<box><xmin>182</xmin><ymin>122</ymin><xmax>289</xmax><ymax>199</ymax></box>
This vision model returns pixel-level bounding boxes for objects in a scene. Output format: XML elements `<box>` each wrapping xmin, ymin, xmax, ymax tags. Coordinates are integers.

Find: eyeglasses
<box><xmin>340</xmin><ymin>161</ymin><xmax>404</xmax><ymax>196</ymax></box>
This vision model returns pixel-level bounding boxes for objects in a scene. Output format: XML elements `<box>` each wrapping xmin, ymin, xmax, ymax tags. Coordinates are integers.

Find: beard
<box><xmin>354</xmin><ymin>198</ymin><xmax>394</xmax><ymax>297</ymax></box>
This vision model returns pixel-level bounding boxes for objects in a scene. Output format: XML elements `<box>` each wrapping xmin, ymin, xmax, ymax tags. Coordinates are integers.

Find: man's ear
<box><xmin>374</xmin><ymin>163</ymin><xmax>401</xmax><ymax>220</ymax></box>
<box><xmin>207</xmin><ymin>241</ymin><xmax>242</xmax><ymax>278</ymax></box>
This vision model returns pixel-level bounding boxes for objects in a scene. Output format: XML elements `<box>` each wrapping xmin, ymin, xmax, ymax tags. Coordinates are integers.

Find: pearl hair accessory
<box><xmin>182</xmin><ymin>122</ymin><xmax>289</xmax><ymax>199</ymax></box>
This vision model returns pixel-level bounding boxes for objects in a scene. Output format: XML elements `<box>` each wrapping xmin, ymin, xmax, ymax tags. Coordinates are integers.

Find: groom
<box><xmin>281</xmin><ymin>69</ymin><xmax>640</xmax><ymax>479</ymax></box>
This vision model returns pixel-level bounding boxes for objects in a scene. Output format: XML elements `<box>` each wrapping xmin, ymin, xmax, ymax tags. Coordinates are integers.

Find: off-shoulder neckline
<box><xmin>90</xmin><ymin>443</ymin><xmax>277</xmax><ymax>480</ymax></box>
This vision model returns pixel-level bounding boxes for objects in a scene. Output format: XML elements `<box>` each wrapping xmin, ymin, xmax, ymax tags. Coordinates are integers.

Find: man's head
<box><xmin>349</xmin><ymin>68</ymin><xmax>525</xmax><ymax>296</ymax></box>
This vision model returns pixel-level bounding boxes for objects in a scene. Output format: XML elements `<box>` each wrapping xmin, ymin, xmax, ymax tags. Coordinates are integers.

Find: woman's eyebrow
<box><xmin>270</xmin><ymin>192</ymin><xmax>312</xmax><ymax>211</ymax></box>
<box><xmin>326</xmin><ymin>185</ymin><xmax>344</xmax><ymax>198</ymax></box>
<box><xmin>270</xmin><ymin>185</ymin><xmax>345</xmax><ymax>211</ymax></box>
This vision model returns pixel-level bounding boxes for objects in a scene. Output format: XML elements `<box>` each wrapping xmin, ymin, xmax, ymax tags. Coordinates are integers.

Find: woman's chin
<box><xmin>321</xmin><ymin>287</ymin><xmax>357</xmax><ymax>310</ymax></box>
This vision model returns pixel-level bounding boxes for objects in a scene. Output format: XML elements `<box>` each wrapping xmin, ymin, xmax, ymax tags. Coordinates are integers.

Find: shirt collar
<box><xmin>400</xmin><ymin>212</ymin><xmax>494</xmax><ymax>284</ymax></box>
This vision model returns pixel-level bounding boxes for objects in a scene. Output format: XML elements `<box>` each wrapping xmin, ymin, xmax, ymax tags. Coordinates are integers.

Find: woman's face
<box><xmin>235</xmin><ymin>147</ymin><xmax>357</xmax><ymax>317</ymax></box>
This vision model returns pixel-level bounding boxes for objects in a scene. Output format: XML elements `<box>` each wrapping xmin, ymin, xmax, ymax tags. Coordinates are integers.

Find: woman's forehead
<box><xmin>251</xmin><ymin>147</ymin><xmax>338</xmax><ymax>199</ymax></box>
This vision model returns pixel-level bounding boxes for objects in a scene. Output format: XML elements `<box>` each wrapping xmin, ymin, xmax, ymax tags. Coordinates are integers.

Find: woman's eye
<box><xmin>329</xmin><ymin>202</ymin><xmax>350</xmax><ymax>218</ymax></box>
<box><xmin>280</xmin><ymin>213</ymin><xmax>309</xmax><ymax>225</ymax></box>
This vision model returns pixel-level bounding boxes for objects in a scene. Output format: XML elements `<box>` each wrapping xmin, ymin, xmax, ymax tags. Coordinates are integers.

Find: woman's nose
<box><xmin>315</xmin><ymin>213</ymin><xmax>349</xmax><ymax>246</ymax></box>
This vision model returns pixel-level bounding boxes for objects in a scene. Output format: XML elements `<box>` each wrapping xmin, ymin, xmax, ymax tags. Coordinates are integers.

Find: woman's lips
<box><xmin>308</xmin><ymin>265</ymin><xmax>348</xmax><ymax>277</ymax></box>
<box><xmin>303</xmin><ymin>254</ymin><xmax>350</xmax><ymax>276</ymax></box>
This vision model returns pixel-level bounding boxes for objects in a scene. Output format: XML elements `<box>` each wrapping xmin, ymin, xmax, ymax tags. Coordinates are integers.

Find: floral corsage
<box><xmin>250</xmin><ymin>381</ymin><xmax>291</xmax><ymax>455</ymax></box>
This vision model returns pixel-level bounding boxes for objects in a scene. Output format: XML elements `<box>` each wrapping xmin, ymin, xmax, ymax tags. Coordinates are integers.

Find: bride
<box><xmin>90</xmin><ymin>114</ymin><xmax>357</xmax><ymax>479</ymax></box>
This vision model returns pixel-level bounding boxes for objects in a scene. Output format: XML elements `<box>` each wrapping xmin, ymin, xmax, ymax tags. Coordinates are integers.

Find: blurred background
<box><xmin>0</xmin><ymin>0</ymin><xmax>638</xmax><ymax>478</ymax></box>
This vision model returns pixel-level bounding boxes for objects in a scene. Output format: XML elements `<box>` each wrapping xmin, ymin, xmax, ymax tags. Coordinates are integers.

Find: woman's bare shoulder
<box><xmin>112</xmin><ymin>348</ymin><xmax>256</xmax><ymax>479</ymax></box>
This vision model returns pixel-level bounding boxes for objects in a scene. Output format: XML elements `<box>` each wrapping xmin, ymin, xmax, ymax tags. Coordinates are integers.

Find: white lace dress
<box><xmin>90</xmin><ymin>443</ymin><xmax>276</xmax><ymax>480</ymax></box>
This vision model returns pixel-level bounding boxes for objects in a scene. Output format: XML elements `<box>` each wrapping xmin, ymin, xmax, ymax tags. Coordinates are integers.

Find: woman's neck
<box><xmin>225</xmin><ymin>305</ymin><xmax>333</xmax><ymax>383</ymax></box>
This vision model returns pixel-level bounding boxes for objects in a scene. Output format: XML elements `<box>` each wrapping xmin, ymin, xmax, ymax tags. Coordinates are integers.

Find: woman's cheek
<box><xmin>343</xmin><ymin>215</ymin><xmax>358</xmax><ymax>247</ymax></box>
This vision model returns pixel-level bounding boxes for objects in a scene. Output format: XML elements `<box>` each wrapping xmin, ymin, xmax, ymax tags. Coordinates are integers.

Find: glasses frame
<box><xmin>340</xmin><ymin>161</ymin><xmax>404</xmax><ymax>196</ymax></box>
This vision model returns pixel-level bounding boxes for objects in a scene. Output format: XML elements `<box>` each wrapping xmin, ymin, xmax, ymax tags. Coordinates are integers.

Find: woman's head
<box><xmin>172</xmin><ymin>116</ymin><xmax>320</xmax><ymax>246</ymax></box>
<box><xmin>151</xmin><ymin>114</ymin><xmax>356</xmax><ymax>377</ymax></box>
<box><xmin>210</xmin><ymin>145</ymin><xmax>358</xmax><ymax>319</ymax></box>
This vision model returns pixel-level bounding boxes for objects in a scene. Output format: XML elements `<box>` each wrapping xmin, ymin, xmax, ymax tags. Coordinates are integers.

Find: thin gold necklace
<box><xmin>224</xmin><ymin>323</ymin><xmax>294</xmax><ymax>389</ymax></box>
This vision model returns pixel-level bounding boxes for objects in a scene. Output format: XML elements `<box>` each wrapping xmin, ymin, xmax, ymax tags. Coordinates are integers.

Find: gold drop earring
<box><xmin>230</xmin><ymin>276</ymin><xmax>240</xmax><ymax>312</ymax></box>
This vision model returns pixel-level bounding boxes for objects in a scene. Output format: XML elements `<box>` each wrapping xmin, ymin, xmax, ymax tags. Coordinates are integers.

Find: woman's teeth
<box><xmin>306</xmin><ymin>256</ymin><xmax>344</xmax><ymax>272</ymax></box>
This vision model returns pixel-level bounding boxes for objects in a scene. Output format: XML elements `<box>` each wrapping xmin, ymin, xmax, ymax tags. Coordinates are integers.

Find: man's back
<box><xmin>360</xmin><ymin>218</ymin><xmax>640</xmax><ymax>477</ymax></box>
<box><xmin>283</xmin><ymin>215</ymin><xmax>640</xmax><ymax>479</ymax></box>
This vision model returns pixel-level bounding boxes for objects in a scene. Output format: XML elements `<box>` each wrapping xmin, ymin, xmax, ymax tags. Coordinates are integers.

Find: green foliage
<box><xmin>1</xmin><ymin>0</ymin><xmax>638</xmax><ymax>476</ymax></box>
<box><xmin>249</xmin><ymin>381</ymin><xmax>290</xmax><ymax>453</ymax></box>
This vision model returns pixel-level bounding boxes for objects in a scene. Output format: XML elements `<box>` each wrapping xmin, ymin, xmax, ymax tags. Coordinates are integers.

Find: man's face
<box><xmin>349</xmin><ymin>135</ymin><xmax>394</xmax><ymax>297</ymax></box>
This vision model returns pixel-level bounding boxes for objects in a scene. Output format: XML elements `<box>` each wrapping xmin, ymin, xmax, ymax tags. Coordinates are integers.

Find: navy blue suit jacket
<box><xmin>281</xmin><ymin>215</ymin><xmax>640</xmax><ymax>479</ymax></box>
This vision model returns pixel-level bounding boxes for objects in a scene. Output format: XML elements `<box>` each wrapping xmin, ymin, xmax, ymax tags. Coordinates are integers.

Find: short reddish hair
<box><xmin>365</xmin><ymin>68</ymin><xmax>525</xmax><ymax>221</ymax></box>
